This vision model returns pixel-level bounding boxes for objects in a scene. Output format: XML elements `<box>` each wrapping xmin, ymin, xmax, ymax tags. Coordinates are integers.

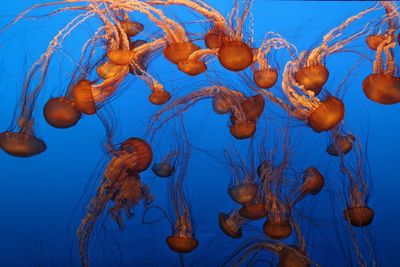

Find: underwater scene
<box><xmin>0</xmin><ymin>0</ymin><xmax>399</xmax><ymax>266</ymax></box>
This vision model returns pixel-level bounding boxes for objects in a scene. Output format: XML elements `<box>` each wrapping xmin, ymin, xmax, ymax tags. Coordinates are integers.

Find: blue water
<box><xmin>0</xmin><ymin>1</ymin><xmax>399</xmax><ymax>266</ymax></box>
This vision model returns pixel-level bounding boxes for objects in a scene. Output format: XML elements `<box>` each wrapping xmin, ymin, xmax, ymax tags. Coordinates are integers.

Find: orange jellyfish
<box><xmin>223</xmin><ymin>143</ymin><xmax>267</xmax><ymax>222</ymax></box>
<box><xmin>177</xmin><ymin>50</ymin><xmax>208</xmax><ymax>76</ymax></box>
<box><xmin>273</xmin><ymin>6</ymin><xmax>378</xmax><ymax>132</ymax></box>
<box><xmin>118</xmin><ymin>18</ymin><xmax>144</xmax><ymax>38</ymax></box>
<box><xmin>294</xmin><ymin>5</ymin><xmax>377</xmax><ymax>95</ymax></box>
<box><xmin>152</xmin><ymin>150</ymin><xmax>178</xmax><ymax>177</ymax></box>
<box><xmin>119</xmin><ymin>1</ymin><xmax>199</xmax><ymax>66</ymax></box>
<box><xmin>229</xmin><ymin>94</ymin><xmax>265</xmax><ymax>139</ymax></box>
<box><xmin>337</xmin><ymin>136</ymin><xmax>374</xmax><ymax>227</ymax></box>
<box><xmin>224</xmin><ymin>148</ymin><xmax>259</xmax><ymax>208</ymax></box>
<box><xmin>77</xmin><ymin>137</ymin><xmax>153</xmax><ymax>267</ymax></box>
<box><xmin>256</xmin><ymin>128</ymin><xmax>298</xmax><ymax>240</ymax></box>
<box><xmin>146</xmin><ymin>0</ymin><xmax>230</xmax><ymax>49</ymax></box>
<box><xmin>218</xmin><ymin>210</ymin><xmax>245</xmax><ymax>239</ymax></box>
<box><xmin>327</xmin><ymin>128</ymin><xmax>356</xmax><ymax>156</ymax></box>
<box><xmin>146</xmin><ymin>84</ymin><xmax>263</xmax><ymax>140</ymax></box>
<box><xmin>0</xmin><ymin>0</ymin><xmax>106</xmax><ymax>154</ymax></box>
<box><xmin>0</xmin><ymin>125</ymin><xmax>46</xmax><ymax>158</ymax></box>
<box><xmin>165</xmin><ymin>143</ymin><xmax>198</xmax><ymax>254</ymax></box>
<box><xmin>279</xmin><ymin>59</ymin><xmax>345</xmax><ymax>132</ymax></box>
<box><xmin>147</xmin><ymin>0</ymin><xmax>254</xmax><ymax>71</ymax></box>
<box><xmin>289</xmin><ymin>167</ymin><xmax>325</xmax><ymax>207</ymax></box>
<box><xmin>43</xmin><ymin>57</ymin><xmax>89</xmax><ymax>128</ymax></box>
<box><xmin>71</xmin><ymin>62</ymin><xmax>129</xmax><ymax>115</ymax></box>
<box><xmin>129</xmin><ymin>38</ymin><xmax>172</xmax><ymax>105</ymax></box>
<box><xmin>252</xmin><ymin>32</ymin><xmax>298</xmax><ymax>89</ymax></box>
<box><xmin>263</xmin><ymin>197</ymin><xmax>292</xmax><ymax>240</ymax></box>
<box><xmin>43</xmin><ymin>97</ymin><xmax>81</xmax><ymax>128</ymax></box>
<box><xmin>223</xmin><ymin>226</ymin><xmax>310</xmax><ymax>266</ymax></box>
<box><xmin>365</xmin><ymin>34</ymin><xmax>385</xmax><ymax>51</ymax></box>
<box><xmin>362</xmin><ymin>2</ymin><xmax>400</xmax><ymax>104</ymax></box>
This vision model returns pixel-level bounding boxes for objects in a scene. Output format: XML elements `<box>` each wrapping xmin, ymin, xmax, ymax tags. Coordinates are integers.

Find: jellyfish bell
<box><xmin>152</xmin><ymin>162</ymin><xmax>175</xmax><ymax>177</ymax></box>
<box><xmin>0</xmin><ymin>131</ymin><xmax>46</xmax><ymax>157</ymax></box>
<box><xmin>229</xmin><ymin>121</ymin><xmax>257</xmax><ymax>140</ymax></box>
<box><xmin>326</xmin><ymin>134</ymin><xmax>355</xmax><ymax>156</ymax></box>
<box><xmin>308</xmin><ymin>95</ymin><xmax>345</xmax><ymax>132</ymax></box>
<box><xmin>228</xmin><ymin>183</ymin><xmax>258</xmax><ymax>204</ymax></box>
<box><xmin>294</xmin><ymin>64</ymin><xmax>329</xmax><ymax>95</ymax></box>
<box><xmin>119</xmin><ymin>20</ymin><xmax>144</xmax><ymax>37</ymax></box>
<box><xmin>107</xmin><ymin>49</ymin><xmax>135</xmax><ymax>66</ymax></box>
<box><xmin>120</xmin><ymin>138</ymin><xmax>153</xmax><ymax>173</ymax></box>
<box><xmin>362</xmin><ymin>74</ymin><xmax>400</xmax><ymax>105</ymax></box>
<box><xmin>279</xmin><ymin>246</ymin><xmax>310</xmax><ymax>267</ymax></box>
<box><xmin>72</xmin><ymin>79</ymin><xmax>96</xmax><ymax>115</ymax></box>
<box><xmin>43</xmin><ymin>97</ymin><xmax>81</xmax><ymax>128</ymax></box>
<box><xmin>239</xmin><ymin>202</ymin><xmax>267</xmax><ymax>220</ymax></box>
<box><xmin>177</xmin><ymin>59</ymin><xmax>207</xmax><ymax>76</ymax></box>
<box><xmin>218</xmin><ymin>37</ymin><xmax>253</xmax><ymax>71</ymax></box>
<box><xmin>301</xmin><ymin>167</ymin><xmax>324</xmax><ymax>195</ymax></box>
<box><xmin>204</xmin><ymin>27</ymin><xmax>227</xmax><ymax>49</ymax></box>
<box><xmin>344</xmin><ymin>206</ymin><xmax>374</xmax><ymax>227</ymax></box>
<box><xmin>212</xmin><ymin>93</ymin><xmax>232</xmax><ymax>114</ymax></box>
<box><xmin>96</xmin><ymin>62</ymin><xmax>128</xmax><ymax>80</ymax></box>
<box><xmin>148</xmin><ymin>90</ymin><xmax>171</xmax><ymax>105</ymax></box>
<box><xmin>253</xmin><ymin>69</ymin><xmax>278</xmax><ymax>89</ymax></box>
<box><xmin>166</xmin><ymin>236</ymin><xmax>199</xmax><ymax>253</ymax></box>
<box><xmin>263</xmin><ymin>220</ymin><xmax>292</xmax><ymax>240</ymax></box>
<box><xmin>163</xmin><ymin>41</ymin><xmax>200</xmax><ymax>65</ymax></box>
<box><xmin>218</xmin><ymin>213</ymin><xmax>242</xmax><ymax>238</ymax></box>
<box><xmin>365</xmin><ymin>34</ymin><xmax>385</xmax><ymax>50</ymax></box>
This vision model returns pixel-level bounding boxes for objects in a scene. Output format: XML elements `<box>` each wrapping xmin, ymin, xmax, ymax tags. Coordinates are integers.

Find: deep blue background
<box><xmin>0</xmin><ymin>1</ymin><xmax>399</xmax><ymax>266</ymax></box>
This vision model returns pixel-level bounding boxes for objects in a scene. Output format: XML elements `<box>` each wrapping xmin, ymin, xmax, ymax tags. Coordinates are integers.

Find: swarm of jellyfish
<box><xmin>0</xmin><ymin>0</ymin><xmax>399</xmax><ymax>266</ymax></box>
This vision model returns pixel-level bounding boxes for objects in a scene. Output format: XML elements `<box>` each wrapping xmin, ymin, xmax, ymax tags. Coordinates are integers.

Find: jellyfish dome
<box><xmin>43</xmin><ymin>97</ymin><xmax>81</xmax><ymax>128</ymax></box>
<box><xmin>121</xmin><ymin>138</ymin><xmax>153</xmax><ymax>173</ymax></box>
<box><xmin>0</xmin><ymin>132</ymin><xmax>46</xmax><ymax>158</ymax></box>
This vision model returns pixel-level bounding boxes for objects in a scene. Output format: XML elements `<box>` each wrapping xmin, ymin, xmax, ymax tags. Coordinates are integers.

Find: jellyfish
<box><xmin>335</xmin><ymin>136</ymin><xmax>374</xmax><ymax>227</ymax></box>
<box><xmin>146</xmin><ymin>84</ymin><xmax>264</xmax><ymax>140</ymax></box>
<box><xmin>223</xmin><ymin>141</ymin><xmax>269</xmax><ymax>222</ymax></box>
<box><xmin>43</xmin><ymin>39</ymin><xmax>100</xmax><ymax>128</ymax></box>
<box><xmin>118</xmin><ymin>18</ymin><xmax>144</xmax><ymax>38</ymax></box>
<box><xmin>252</xmin><ymin>32</ymin><xmax>298</xmax><ymax>89</ymax></box>
<box><xmin>289</xmin><ymin>167</ymin><xmax>325</xmax><ymax>208</ymax></box>
<box><xmin>77</xmin><ymin>137</ymin><xmax>153</xmax><ymax>267</ymax></box>
<box><xmin>263</xmin><ymin>196</ymin><xmax>292</xmax><ymax>240</ymax></box>
<box><xmin>218</xmin><ymin>210</ymin><xmax>246</xmax><ymax>239</ymax></box>
<box><xmin>0</xmin><ymin>1</ymin><xmax>102</xmax><ymax>155</ymax></box>
<box><xmin>147</xmin><ymin>0</ymin><xmax>255</xmax><ymax>72</ymax></box>
<box><xmin>114</xmin><ymin>1</ymin><xmax>200</xmax><ymax>66</ymax></box>
<box><xmin>224</xmin><ymin>148</ymin><xmax>259</xmax><ymax>207</ymax></box>
<box><xmin>223</xmin><ymin>222</ymin><xmax>311</xmax><ymax>267</ymax></box>
<box><xmin>177</xmin><ymin>50</ymin><xmax>209</xmax><ymax>76</ymax></box>
<box><xmin>294</xmin><ymin>5</ymin><xmax>378</xmax><ymax>95</ymax></box>
<box><xmin>165</xmin><ymin>138</ymin><xmax>198</xmax><ymax>254</ymax></box>
<box><xmin>152</xmin><ymin>150</ymin><xmax>178</xmax><ymax>177</ymax></box>
<box><xmin>256</xmin><ymin>126</ymin><xmax>304</xmax><ymax>240</ymax></box>
<box><xmin>275</xmin><ymin>5</ymin><xmax>378</xmax><ymax>132</ymax></box>
<box><xmin>327</xmin><ymin>128</ymin><xmax>356</xmax><ymax>156</ymax></box>
<box><xmin>363</xmin><ymin>2</ymin><xmax>400</xmax><ymax>104</ymax></box>
<box><xmin>229</xmin><ymin>94</ymin><xmax>265</xmax><ymax>139</ymax></box>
